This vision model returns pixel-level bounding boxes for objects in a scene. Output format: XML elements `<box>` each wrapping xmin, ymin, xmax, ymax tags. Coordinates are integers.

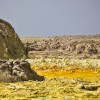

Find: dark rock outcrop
<box><xmin>0</xmin><ymin>19</ymin><xmax>26</xmax><ymax>59</ymax></box>
<box><xmin>0</xmin><ymin>60</ymin><xmax>44</xmax><ymax>82</ymax></box>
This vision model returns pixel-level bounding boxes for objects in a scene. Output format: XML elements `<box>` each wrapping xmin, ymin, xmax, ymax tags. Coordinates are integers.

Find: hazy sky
<box><xmin>0</xmin><ymin>0</ymin><xmax>100</xmax><ymax>37</ymax></box>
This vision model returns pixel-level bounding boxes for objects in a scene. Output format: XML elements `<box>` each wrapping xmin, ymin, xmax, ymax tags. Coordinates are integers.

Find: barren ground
<box><xmin>0</xmin><ymin>35</ymin><xmax>100</xmax><ymax>100</ymax></box>
<box><xmin>0</xmin><ymin>59</ymin><xmax>100</xmax><ymax>100</ymax></box>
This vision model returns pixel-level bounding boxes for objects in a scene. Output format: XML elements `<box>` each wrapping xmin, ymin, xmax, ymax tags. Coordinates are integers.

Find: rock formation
<box><xmin>0</xmin><ymin>19</ymin><xmax>26</xmax><ymax>59</ymax></box>
<box><xmin>22</xmin><ymin>35</ymin><xmax>100</xmax><ymax>59</ymax></box>
<box><xmin>0</xmin><ymin>60</ymin><xmax>44</xmax><ymax>82</ymax></box>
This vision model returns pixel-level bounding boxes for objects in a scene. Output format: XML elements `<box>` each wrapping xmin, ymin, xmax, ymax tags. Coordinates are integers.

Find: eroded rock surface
<box><xmin>0</xmin><ymin>60</ymin><xmax>44</xmax><ymax>82</ymax></box>
<box><xmin>0</xmin><ymin>19</ymin><xmax>26</xmax><ymax>59</ymax></box>
<box><xmin>22</xmin><ymin>35</ymin><xmax>100</xmax><ymax>59</ymax></box>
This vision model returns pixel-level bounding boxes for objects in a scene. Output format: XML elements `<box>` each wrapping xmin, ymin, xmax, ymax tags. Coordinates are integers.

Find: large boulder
<box><xmin>0</xmin><ymin>19</ymin><xmax>26</xmax><ymax>59</ymax></box>
<box><xmin>0</xmin><ymin>60</ymin><xmax>44</xmax><ymax>82</ymax></box>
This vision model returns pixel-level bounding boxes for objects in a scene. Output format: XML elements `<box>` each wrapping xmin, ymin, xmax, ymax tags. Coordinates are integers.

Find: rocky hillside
<box><xmin>0</xmin><ymin>19</ymin><xmax>26</xmax><ymax>59</ymax></box>
<box><xmin>22</xmin><ymin>35</ymin><xmax>100</xmax><ymax>59</ymax></box>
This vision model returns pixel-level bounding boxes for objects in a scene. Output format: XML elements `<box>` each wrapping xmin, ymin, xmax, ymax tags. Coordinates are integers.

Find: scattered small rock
<box><xmin>84</xmin><ymin>85</ymin><xmax>99</xmax><ymax>91</ymax></box>
<box><xmin>76</xmin><ymin>83</ymin><xmax>85</xmax><ymax>89</ymax></box>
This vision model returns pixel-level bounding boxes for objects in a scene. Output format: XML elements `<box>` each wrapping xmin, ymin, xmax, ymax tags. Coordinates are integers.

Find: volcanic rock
<box><xmin>0</xmin><ymin>19</ymin><xmax>26</xmax><ymax>59</ymax></box>
<box><xmin>22</xmin><ymin>35</ymin><xmax>100</xmax><ymax>59</ymax></box>
<box><xmin>0</xmin><ymin>60</ymin><xmax>44</xmax><ymax>82</ymax></box>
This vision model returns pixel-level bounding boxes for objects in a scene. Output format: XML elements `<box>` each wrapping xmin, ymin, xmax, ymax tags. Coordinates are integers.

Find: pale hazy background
<box><xmin>0</xmin><ymin>0</ymin><xmax>100</xmax><ymax>37</ymax></box>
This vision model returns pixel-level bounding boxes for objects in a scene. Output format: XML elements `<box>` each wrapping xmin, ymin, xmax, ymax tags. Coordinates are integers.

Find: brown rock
<box><xmin>0</xmin><ymin>60</ymin><xmax>44</xmax><ymax>82</ymax></box>
<box><xmin>0</xmin><ymin>19</ymin><xmax>26</xmax><ymax>59</ymax></box>
<box><xmin>22</xmin><ymin>35</ymin><xmax>100</xmax><ymax>59</ymax></box>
